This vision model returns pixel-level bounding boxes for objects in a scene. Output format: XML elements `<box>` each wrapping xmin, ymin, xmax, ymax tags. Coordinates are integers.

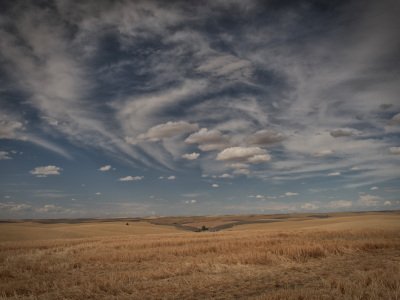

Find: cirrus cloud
<box><xmin>330</xmin><ymin>128</ymin><xmax>360</xmax><ymax>137</ymax></box>
<box><xmin>328</xmin><ymin>172</ymin><xmax>341</xmax><ymax>176</ymax></box>
<box><xmin>247</xmin><ymin>129</ymin><xmax>285</xmax><ymax>146</ymax></box>
<box><xmin>138</xmin><ymin>121</ymin><xmax>199</xmax><ymax>142</ymax></box>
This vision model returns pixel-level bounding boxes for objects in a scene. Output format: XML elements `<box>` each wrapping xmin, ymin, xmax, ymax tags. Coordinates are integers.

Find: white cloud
<box><xmin>36</xmin><ymin>204</ymin><xmax>68</xmax><ymax>213</ymax></box>
<box><xmin>389</xmin><ymin>147</ymin><xmax>400</xmax><ymax>155</ymax></box>
<box><xmin>95</xmin><ymin>192</ymin><xmax>101</xmax><ymax>195</ymax></box>
<box><xmin>124</xmin><ymin>136</ymin><xmax>137</xmax><ymax>145</ymax></box>
<box><xmin>211</xmin><ymin>184</ymin><xmax>219</xmax><ymax>188</ymax></box>
<box><xmin>182</xmin><ymin>152</ymin><xmax>200</xmax><ymax>160</ymax></box>
<box><xmin>247</xmin><ymin>130</ymin><xmax>285</xmax><ymax>145</ymax></box>
<box><xmin>358</xmin><ymin>194</ymin><xmax>382</xmax><ymax>207</ymax></box>
<box><xmin>98</xmin><ymin>165</ymin><xmax>112</xmax><ymax>171</ymax></box>
<box><xmin>330</xmin><ymin>128</ymin><xmax>360</xmax><ymax>137</ymax></box>
<box><xmin>370</xmin><ymin>186</ymin><xmax>379</xmax><ymax>190</ymax></box>
<box><xmin>301</xmin><ymin>203</ymin><xmax>318</xmax><ymax>210</ymax></box>
<box><xmin>217</xmin><ymin>146</ymin><xmax>270</xmax><ymax>164</ymax></box>
<box><xmin>233</xmin><ymin>168</ymin><xmax>250</xmax><ymax>175</ymax></box>
<box><xmin>0</xmin><ymin>151</ymin><xmax>11</xmax><ymax>160</ymax></box>
<box><xmin>0</xmin><ymin>117</ymin><xmax>24</xmax><ymax>139</ymax></box>
<box><xmin>384</xmin><ymin>201</ymin><xmax>392</xmax><ymax>206</ymax></box>
<box><xmin>185</xmin><ymin>128</ymin><xmax>229</xmax><ymax>151</ymax></box>
<box><xmin>119</xmin><ymin>176</ymin><xmax>144</xmax><ymax>181</ymax></box>
<box><xmin>313</xmin><ymin>149</ymin><xmax>334</xmax><ymax>157</ymax></box>
<box><xmin>389</xmin><ymin>113</ymin><xmax>400</xmax><ymax>125</ymax></box>
<box><xmin>328</xmin><ymin>200</ymin><xmax>353</xmax><ymax>208</ymax></box>
<box><xmin>328</xmin><ymin>172</ymin><xmax>341</xmax><ymax>176</ymax></box>
<box><xmin>255</xmin><ymin>195</ymin><xmax>264</xmax><ymax>199</ymax></box>
<box><xmin>138</xmin><ymin>121</ymin><xmax>199</xmax><ymax>141</ymax></box>
<box><xmin>185</xmin><ymin>199</ymin><xmax>197</xmax><ymax>204</ymax></box>
<box><xmin>219</xmin><ymin>173</ymin><xmax>233</xmax><ymax>178</ymax></box>
<box><xmin>30</xmin><ymin>165</ymin><xmax>62</xmax><ymax>177</ymax></box>
<box><xmin>0</xmin><ymin>202</ymin><xmax>32</xmax><ymax>212</ymax></box>
<box><xmin>229</xmin><ymin>163</ymin><xmax>249</xmax><ymax>169</ymax></box>
<box><xmin>159</xmin><ymin>175</ymin><xmax>176</xmax><ymax>180</ymax></box>
<box><xmin>247</xmin><ymin>154</ymin><xmax>271</xmax><ymax>163</ymax></box>
<box><xmin>196</xmin><ymin>53</ymin><xmax>252</xmax><ymax>81</ymax></box>
<box><xmin>285</xmin><ymin>192</ymin><xmax>298</xmax><ymax>196</ymax></box>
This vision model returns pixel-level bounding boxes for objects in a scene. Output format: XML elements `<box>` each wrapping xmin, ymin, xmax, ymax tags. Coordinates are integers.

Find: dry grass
<box><xmin>1</xmin><ymin>213</ymin><xmax>400</xmax><ymax>299</ymax></box>
<box><xmin>0</xmin><ymin>221</ymin><xmax>180</xmax><ymax>242</ymax></box>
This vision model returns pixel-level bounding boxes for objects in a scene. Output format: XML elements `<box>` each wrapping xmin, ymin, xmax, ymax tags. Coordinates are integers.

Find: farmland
<box><xmin>1</xmin><ymin>211</ymin><xmax>400</xmax><ymax>299</ymax></box>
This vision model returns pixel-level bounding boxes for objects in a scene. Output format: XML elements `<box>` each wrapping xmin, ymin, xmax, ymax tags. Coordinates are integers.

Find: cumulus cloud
<box><xmin>30</xmin><ymin>165</ymin><xmax>62</xmax><ymax>177</ymax></box>
<box><xmin>247</xmin><ymin>154</ymin><xmax>271</xmax><ymax>163</ymax></box>
<box><xmin>99</xmin><ymin>165</ymin><xmax>112</xmax><ymax>171</ymax></box>
<box><xmin>358</xmin><ymin>194</ymin><xmax>382</xmax><ymax>207</ymax></box>
<box><xmin>233</xmin><ymin>168</ymin><xmax>250</xmax><ymax>175</ymax></box>
<box><xmin>95</xmin><ymin>192</ymin><xmax>101</xmax><ymax>195</ymax></box>
<box><xmin>185</xmin><ymin>199</ymin><xmax>197</xmax><ymax>204</ymax></box>
<box><xmin>219</xmin><ymin>173</ymin><xmax>233</xmax><ymax>178</ymax></box>
<box><xmin>0</xmin><ymin>151</ymin><xmax>11</xmax><ymax>160</ymax></box>
<box><xmin>328</xmin><ymin>172</ymin><xmax>341</xmax><ymax>176</ymax></box>
<box><xmin>301</xmin><ymin>203</ymin><xmax>318</xmax><ymax>210</ymax></box>
<box><xmin>211</xmin><ymin>184</ymin><xmax>219</xmax><ymax>188</ymax></box>
<box><xmin>229</xmin><ymin>163</ymin><xmax>249</xmax><ymax>169</ymax></box>
<box><xmin>0</xmin><ymin>117</ymin><xmax>24</xmax><ymax>139</ymax></box>
<box><xmin>0</xmin><ymin>202</ymin><xmax>33</xmax><ymax>212</ymax></box>
<box><xmin>313</xmin><ymin>149</ymin><xmax>334</xmax><ymax>157</ymax></box>
<box><xmin>185</xmin><ymin>128</ymin><xmax>229</xmax><ymax>151</ymax></box>
<box><xmin>328</xmin><ymin>200</ymin><xmax>353</xmax><ymax>208</ymax></box>
<box><xmin>285</xmin><ymin>192</ymin><xmax>298</xmax><ymax>196</ymax></box>
<box><xmin>384</xmin><ymin>201</ymin><xmax>392</xmax><ymax>206</ymax></box>
<box><xmin>138</xmin><ymin>121</ymin><xmax>199</xmax><ymax>141</ymax></box>
<box><xmin>330</xmin><ymin>128</ymin><xmax>360</xmax><ymax>137</ymax></box>
<box><xmin>247</xmin><ymin>130</ymin><xmax>285</xmax><ymax>146</ymax></box>
<box><xmin>389</xmin><ymin>113</ymin><xmax>400</xmax><ymax>125</ymax></box>
<box><xmin>167</xmin><ymin>175</ymin><xmax>176</xmax><ymax>180</ymax></box>
<box><xmin>119</xmin><ymin>176</ymin><xmax>144</xmax><ymax>181</ymax></box>
<box><xmin>36</xmin><ymin>204</ymin><xmax>68</xmax><ymax>213</ymax></box>
<box><xmin>217</xmin><ymin>147</ymin><xmax>271</xmax><ymax>164</ymax></box>
<box><xmin>389</xmin><ymin>147</ymin><xmax>400</xmax><ymax>155</ymax></box>
<box><xmin>182</xmin><ymin>152</ymin><xmax>200</xmax><ymax>160</ymax></box>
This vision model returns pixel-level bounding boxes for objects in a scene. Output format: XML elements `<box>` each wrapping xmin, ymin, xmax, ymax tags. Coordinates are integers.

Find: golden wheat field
<box><xmin>1</xmin><ymin>212</ymin><xmax>400</xmax><ymax>299</ymax></box>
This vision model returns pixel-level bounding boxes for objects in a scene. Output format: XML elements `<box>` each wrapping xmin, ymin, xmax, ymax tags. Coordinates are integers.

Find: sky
<box><xmin>0</xmin><ymin>0</ymin><xmax>399</xmax><ymax>219</ymax></box>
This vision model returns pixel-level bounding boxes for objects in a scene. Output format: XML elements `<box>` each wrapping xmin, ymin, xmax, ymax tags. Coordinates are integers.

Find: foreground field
<box><xmin>1</xmin><ymin>212</ymin><xmax>400</xmax><ymax>299</ymax></box>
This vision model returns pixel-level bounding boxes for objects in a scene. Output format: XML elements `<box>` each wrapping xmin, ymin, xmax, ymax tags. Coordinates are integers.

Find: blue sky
<box><xmin>1</xmin><ymin>0</ymin><xmax>399</xmax><ymax>218</ymax></box>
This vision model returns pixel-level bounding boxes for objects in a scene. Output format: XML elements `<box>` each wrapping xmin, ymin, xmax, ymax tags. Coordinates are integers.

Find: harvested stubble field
<box><xmin>1</xmin><ymin>212</ymin><xmax>400</xmax><ymax>299</ymax></box>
